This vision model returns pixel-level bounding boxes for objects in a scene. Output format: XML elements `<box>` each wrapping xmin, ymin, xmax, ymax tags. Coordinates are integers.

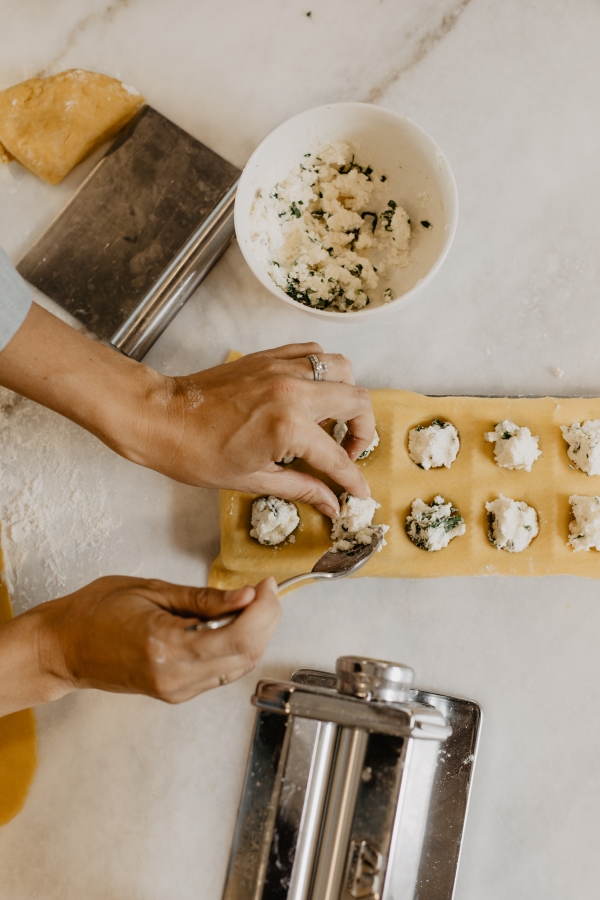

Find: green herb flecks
<box><xmin>381</xmin><ymin>200</ymin><xmax>398</xmax><ymax>231</ymax></box>
<box><xmin>338</xmin><ymin>155</ymin><xmax>374</xmax><ymax>181</ymax></box>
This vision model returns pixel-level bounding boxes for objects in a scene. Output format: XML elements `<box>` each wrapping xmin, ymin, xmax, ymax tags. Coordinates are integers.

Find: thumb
<box><xmin>152</xmin><ymin>582</ymin><xmax>257</xmax><ymax>619</ymax></box>
<box><xmin>254</xmin><ymin>469</ymin><xmax>340</xmax><ymax>518</ymax></box>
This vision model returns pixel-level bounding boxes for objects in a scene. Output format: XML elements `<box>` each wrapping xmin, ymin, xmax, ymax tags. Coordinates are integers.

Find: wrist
<box><xmin>0</xmin><ymin>602</ymin><xmax>74</xmax><ymax>717</ymax></box>
<box><xmin>84</xmin><ymin>355</ymin><xmax>174</xmax><ymax>467</ymax></box>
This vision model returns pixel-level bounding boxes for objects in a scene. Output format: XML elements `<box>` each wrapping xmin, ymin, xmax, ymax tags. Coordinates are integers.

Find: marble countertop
<box><xmin>2</xmin><ymin>1</ymin><xmax>600</xmax><ymax>897</ymax></box>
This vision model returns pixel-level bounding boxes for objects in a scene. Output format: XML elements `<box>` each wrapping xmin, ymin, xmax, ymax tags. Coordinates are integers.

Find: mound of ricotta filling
<box><xmin>408</xmin><ymin>420</ymin><xmax>459</xmax><ymax>470</ymax></box>
<box><xmin>250</xmin><ymin>496</ymin><xmax>299</xmax><ymax>546</ymax></box>
<box><xmin>406</xmin><ymin>495</ymin><xmax>465</xmax><ymax>551</ymax></box>
<box><xmin>333</xmin><ymin>421</ymin><xmax>380</xmax><ymax>459</ymax></box>
<box><xmin>330</xmin><ymin>492</ymin><xmax>389</xmax><ymax>552</ymax></box>
<box><xmin>561</xmin><ymin>420</ymin><xmax>600</xmax><ymax>475</ymax></box>
<box><xmin>485</xmin><ymin>495</ymin><xmax>539</xmax><ymax>552</ymax></box>
<box><xmin>485</xmin><ymin>421</ymin><xmax>541</xmax><ymax>471</ymax></box>
<box><xmin>249</xmin><ymin>141</ymin><xmax>411</xmax><ymax>312</ymax></box>
<box><xmin>568</xmin><ymin>495</ymin><xmax>600</xmax><ymax>551</ymax></box>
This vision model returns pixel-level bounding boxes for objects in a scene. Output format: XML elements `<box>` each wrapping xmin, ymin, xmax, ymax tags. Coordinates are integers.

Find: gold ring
<box><xmin>219</xmin><ymin>674</ymin><xmax>228</xmax><ymax>686</ymax></box>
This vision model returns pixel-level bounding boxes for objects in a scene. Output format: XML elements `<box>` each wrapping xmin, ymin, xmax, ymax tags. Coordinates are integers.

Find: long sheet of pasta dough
<box><xmin>209</xmin><ymin>390</ymin><xmax>600</xmax><ymax>589</ymax></box>
<box><xmin>0</xmin><ymin>546</ymin><xmax>37</xmax><ymax>826</ymax></box>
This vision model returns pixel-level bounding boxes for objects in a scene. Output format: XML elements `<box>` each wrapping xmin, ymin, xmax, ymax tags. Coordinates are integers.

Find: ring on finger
<box><xmin>307</xmin><ymin>354</ymin><xmax>328</xmax><ymax>381</ymax></box>
<box><xmin>218</xmin><ymin>674</ymin><xmax>228</xmax><ymax>687</ymax></box>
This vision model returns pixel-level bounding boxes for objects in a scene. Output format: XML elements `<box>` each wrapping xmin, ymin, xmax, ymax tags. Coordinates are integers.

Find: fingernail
<box><xmin>226</xmin><ymin>585</ymin><xmax>255</xmax><ymax>605</ymax></box>
<box><xmin>318</xmin><ymin>502</ymin><xmax>339</xmax><ymax>518</ymax></box>
<box><xmin>265</xmin><ymin>576</ymin><xmax>278</xmax><ymax>593</ymax></box>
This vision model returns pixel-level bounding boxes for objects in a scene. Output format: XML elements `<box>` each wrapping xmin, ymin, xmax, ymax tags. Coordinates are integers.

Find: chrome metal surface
<box><xmin>253</xmin><ymin>680</ymin><xmax>450</xmax><ymax>740</ymax></box>
<box><xmin>336</xmin><ymin>656</ymin><xmax>415</xmax><ymax>704</ymax></box>
<box><xmin>186</xmin><ymin>609</ymin><xmax>239</xmax><ymax>631</ymax></box>
<box><xmin>110</xmin><ymin>177</ymin><xmax>238</xmax><ymax>359</ymax></box>
<box><xmin>287</xmin><ymin>723</ymin><xmax>337</xmax><ymax>900</ymax></box>
<box><xmin>288</xmin><ymin>670</ymin><xmax>482</xmax><ymax>900</ymax></box>
<box><xmin>310</xmin><ymin>727</ymin><xmax>368</xmax><ymax>900</ymax></box>
<box><xmin>17</xmin><ymin>106</ymin><xmax>240</xmax><ymax>359</ymax></box>
<box><xmin>412</xmin><ymin>691</ymin><xmax>482</xmax><ymax>900</ymax></box>
<box><xmin>222</xmin><ymin>658</ymin><xmax>460</xmax><ymax>900</ymax></box>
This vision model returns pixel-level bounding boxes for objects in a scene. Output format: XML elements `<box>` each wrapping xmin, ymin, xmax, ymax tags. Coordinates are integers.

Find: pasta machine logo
<box><xmin>346</xmin><ymin>838</ymin><xmax>383</xmax><ymax>899</ymax></box>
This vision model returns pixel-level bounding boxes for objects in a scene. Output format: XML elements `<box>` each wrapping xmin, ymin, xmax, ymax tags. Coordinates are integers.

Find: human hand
<box><xmin>0</xmin><ymin>307</ymin><xmax>374</xmax><ymax>517</ymax></box>
<box><xmin>0</xmin><ymin>576</ymin><xmax>281</xmax><ymax>716</ymax></box>
<box><xmin>127</xmin><ymin>342</ymin><xmax>375</xmax><ymax>518</ymax></box>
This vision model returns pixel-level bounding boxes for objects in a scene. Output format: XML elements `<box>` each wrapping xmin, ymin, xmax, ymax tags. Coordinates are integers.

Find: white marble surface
<box><xmin>2</xmin><ymin>1</ymin><xmax>600</xmax><ymax>897</ymax></box>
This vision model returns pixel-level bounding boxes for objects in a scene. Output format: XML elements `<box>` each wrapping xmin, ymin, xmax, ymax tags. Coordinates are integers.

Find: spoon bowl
<box><xmin>193</xmin><ymin>528</ymin><xmax>386</xmax><ymax>631</ymax></box>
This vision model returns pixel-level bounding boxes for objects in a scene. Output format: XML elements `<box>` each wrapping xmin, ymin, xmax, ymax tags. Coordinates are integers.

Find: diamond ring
<box><xmin>307</xmin><ymin>354</ymin><xmax>327</xmax><ymax>381</ymax></box>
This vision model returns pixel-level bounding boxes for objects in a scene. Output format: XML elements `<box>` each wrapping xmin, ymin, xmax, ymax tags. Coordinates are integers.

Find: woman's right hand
<box><xmin>0</xmin><ymin>575</ymin><xmax>281</xmax><ymax>717</ymax></box>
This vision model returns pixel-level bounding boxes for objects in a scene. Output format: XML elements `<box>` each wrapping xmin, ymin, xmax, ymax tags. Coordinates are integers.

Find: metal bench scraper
<box><xmin>17</xmin><ymin>105</ymin><xmax>240</xmax><ymax>360</ymax></box>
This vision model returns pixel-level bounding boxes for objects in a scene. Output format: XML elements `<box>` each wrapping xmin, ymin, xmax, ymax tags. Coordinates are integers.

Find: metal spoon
<box><xmin>190</xmin><ymin>528</ymin><xmax>385</xmax><ymax>632</ymax></box>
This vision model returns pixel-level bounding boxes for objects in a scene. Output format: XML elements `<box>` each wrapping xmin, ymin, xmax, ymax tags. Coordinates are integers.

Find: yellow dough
<box><xmin>209</xmin><ymin>389</ymin><xmax>600</xmax><ymax>589</ymax></box>
<box><xmin>0</xmin><ymin>550</ymin><xmax>37</xmax><ymax>827</ymax></box>
<box><xmin>0</xmin><ymin>69</ymin><xmax>145</xmax><ymax>184</ymax></box>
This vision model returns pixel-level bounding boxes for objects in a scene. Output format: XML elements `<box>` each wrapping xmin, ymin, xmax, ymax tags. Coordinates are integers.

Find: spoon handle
<box><xmin>277</xmin><ymin>570</ymin><xmax>333</xmax><ymax>592</ymax></box>
<box><xmin>188</xmin><ymin>571</ymin><xmax>333</xmax><ymax>632</ymax></box>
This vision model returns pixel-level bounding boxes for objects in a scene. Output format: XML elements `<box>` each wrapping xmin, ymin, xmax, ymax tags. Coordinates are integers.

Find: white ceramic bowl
<box><xmin>235</xmin><ymin>102</ymin><xmax>458</xmax><ymax>321</ymax></box>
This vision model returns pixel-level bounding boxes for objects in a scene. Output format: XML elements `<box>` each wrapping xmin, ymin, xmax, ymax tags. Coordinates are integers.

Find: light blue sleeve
<box><xmin>0</xmin><ymin>246</ymin><xmax>32</xmax><ymax>352</ymax></box>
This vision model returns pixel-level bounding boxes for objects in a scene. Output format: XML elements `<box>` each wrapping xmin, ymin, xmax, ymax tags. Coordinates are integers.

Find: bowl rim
<box><xmin>234</xmin><ymin>101</ymin><xmax>459</xmax><ymax>320</ymax></box>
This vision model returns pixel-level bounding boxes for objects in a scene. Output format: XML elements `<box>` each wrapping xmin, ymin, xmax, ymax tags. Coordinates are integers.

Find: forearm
<box><xmin>0</xmin><ymin>607</ymin><xmax>72</xmax><ymax>717</ymax></box>
<box><xmin>0</xmin><ymin>302</ymin><xmax>163</xmax><ymax>461</ymax></box>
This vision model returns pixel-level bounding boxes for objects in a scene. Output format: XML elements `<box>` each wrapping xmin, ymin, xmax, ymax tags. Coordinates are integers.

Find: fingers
<box><xmin>293</xmin><ymin>421</ymin><xmax>371</xmax><ymax>500</ymax></box>
<box><xmin>120</xmin><ymin>580</ymin><xmax>257</xmax><ymax>620</ymax></box>
<box><xmin>253</xmin><ymin>467</ymin><xmax>341</xmax><ymax>518</ymax></box>
<box><xmin>250</xmin><ymin>342</ymin><xmax>324</xmax><ymax>361</ymax></box>
<box><xmin>292</xmin><ymin>353</ymin><xmax>355</xmax><ymax>385</ymax></box>
<box><xmin>256</xmin><ymin>419</ymin><xmax>370</xmax><ymax>506</ymax></box>
<box><xmin>251</xmin><ymin>346</ymin><xmax>355</xmax><ymax>386</ymax></box>
<box><xmin>194</xmin><ymin>577</ymin><xmax>281</xmax><ymax>661</ymax></box>
<box><xmin>165</xmin><ymin>577</ymin><xmax>281</xmax><ymax>701</ymax></box>
<box><xmin>182</xmin><ymin>585</ymin><xmax>257</xmax><ymax>620</ymax></box>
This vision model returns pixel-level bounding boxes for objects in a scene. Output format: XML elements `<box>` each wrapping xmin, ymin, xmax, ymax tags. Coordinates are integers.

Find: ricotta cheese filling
<box><xmin>250</xmin><ymin>496</ymin><xmax>299</xmax><ymax>546</ymax></box>
<box><xmin>405</xmin><ymin>495</ymin><xmax>466</xmax><ymax>551</ymax></box>
<box><xmin>249</xmin><ymin>141</ymin><xmax>412</xmax><ymax>312</ymax></box>
<box><xmin>561</xmin><ymin>420</ymin><xmax>600</xmax><ymax>475</ymax></box>
<box><xmin>485</xmin><ymin>495</ymin><xmax>539</xmax><ymax>552</ymax></box>
<box><xmin>408</xmin><ymin>420</ymin><xmax>460</xmax><ymax>470</ymax></box>
<box><xmin>332</xmin><ymin>421</ymin><xmax>380</xmax><ymax>459</ymax></box>
<box><xmin>568</xmin><ymin>495</ymin><xmax>600</xmax><ymax>551</ymax></box>
<box><xmin>485</xmin><ymin>420</ymin><xmax>541</xmax><ymax>471</ymax></box>
<box><xmin>330</xmin><ymin>492</ymin><xmax>389</xmax><ymax>551</ymax></box>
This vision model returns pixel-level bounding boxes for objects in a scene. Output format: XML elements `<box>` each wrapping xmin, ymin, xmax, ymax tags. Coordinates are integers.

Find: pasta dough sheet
<box><xmin>209</xmin><ymin>390</ymin><xmax>600</xmax><ymax>589</ymax></box>
<box><xmin>0</xmin><ymin>554</ymin><xmax>37</xmax><ymax>826</ymax></box>
<box><xmin>0</xmin><ymin>69</ymin><xmax>145</xmax><ymax>184</ymax></box>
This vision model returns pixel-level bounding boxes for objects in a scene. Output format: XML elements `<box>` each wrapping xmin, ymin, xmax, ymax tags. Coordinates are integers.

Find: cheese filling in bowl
<box><xmin>235</xmin><ymin>103</ymin><xmax>458</xmax><ymax>320</ymax></box>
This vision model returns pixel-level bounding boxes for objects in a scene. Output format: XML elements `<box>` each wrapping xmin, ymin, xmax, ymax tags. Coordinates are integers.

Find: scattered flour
<box><xmin>0</xmin><ymin>387</ymin><xmax>120</xmax><ymax>610</ymax></box>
